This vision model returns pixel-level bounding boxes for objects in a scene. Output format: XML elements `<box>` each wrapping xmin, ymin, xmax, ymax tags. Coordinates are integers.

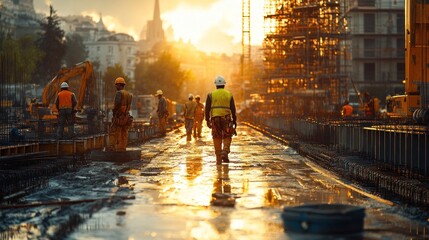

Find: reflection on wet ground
<box><xmin>1</xmin><ymin>125</ymin><xmax>428</xmax><ymax>239</ymax></box>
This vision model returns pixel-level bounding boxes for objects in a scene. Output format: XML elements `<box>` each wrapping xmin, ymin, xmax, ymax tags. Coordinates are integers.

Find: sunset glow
<box><xmin>34</xmin><ymin>0</ymin><xmax>265</xmax><ymax>55</ymax></box>
<box><xmin>81</xmin><ymin>11</ymin><xmax>140</xmax><ymax>41</ymax></box>
<box><xmin>162</xmin><ymin>0</ymin><xmax>264</xmax><ymax>53</ymax></box>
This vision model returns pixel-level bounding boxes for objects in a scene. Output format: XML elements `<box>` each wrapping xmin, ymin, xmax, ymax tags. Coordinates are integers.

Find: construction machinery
<box><xmin>41</xmin><ymin>61</ymin><xmax>97</xmax><ymax>114</ymax></box>
<box><xmin>386</xmin><ymin>0</ymin><xmax>429</xmax><ymax>125</ymax></box>
<box><xmin>28</xmin><ymin>61</ymin><xmax>98</xmax><ymax>120</ymax></box>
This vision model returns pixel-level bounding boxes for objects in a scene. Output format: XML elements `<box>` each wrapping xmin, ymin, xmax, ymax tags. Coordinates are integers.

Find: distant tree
<box><xmin>64</xmin><ymin>33</ymin><xmax>88</xmax><ymax>66</ymax></box>
<box><xmin>103</xmin><ymin>64</ymin><xmax>128</xmax><ymax>101</ymax></box>
<box><xmin>35</xmin><ymin>5</ymin><xmax>66</xmax><ymax>85</ymax></box>
<box><xmin>135</xmin><ymin>51</ymin><xmax>190</xmax><ymax>101</ymax></box>
<box><xmin>0</xmin><ymin>36</ymin><xmax>44</xmax><ymax>84</ymax></box>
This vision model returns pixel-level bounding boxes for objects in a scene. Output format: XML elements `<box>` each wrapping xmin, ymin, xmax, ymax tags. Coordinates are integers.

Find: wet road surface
<box><xmin>2</xmin><ymin>125</ymin><xmax>429</xmax><ymax>239</ymax></box>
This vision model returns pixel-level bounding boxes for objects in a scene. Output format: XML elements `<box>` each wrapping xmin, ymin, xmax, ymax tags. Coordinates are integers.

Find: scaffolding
<box><xmin>263</xmin><ymin>0</ymin><xmax>348</xmax><ymax>118</ymax></box>
<box><xmin>240</xmin><ymin>0</ymin><xmax>251</xmax><ymax>103</ymax></box>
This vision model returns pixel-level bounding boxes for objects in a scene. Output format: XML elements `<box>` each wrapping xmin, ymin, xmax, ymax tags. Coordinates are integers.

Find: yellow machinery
<box><xmin>387</xmin><ymin>0</ymin><xmax>429</xmax><ymax>124</ymax></box>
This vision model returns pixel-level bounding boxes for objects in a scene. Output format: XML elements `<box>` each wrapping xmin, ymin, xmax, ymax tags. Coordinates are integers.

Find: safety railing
<box><xmin>250</xmin><ymin>116</ymin><xmax>429</xmax><ymax>177</ymax></box>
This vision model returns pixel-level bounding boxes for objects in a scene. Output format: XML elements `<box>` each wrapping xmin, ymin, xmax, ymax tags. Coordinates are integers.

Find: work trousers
<box><xmin>193</xmin><ymin>118</ymin><xmax>203</xmax><ymax>137</ymax></box>
<box><xmin>158</xmin><ymin>115</ymin><xmax>167</xmax><ymax>135</ymax></box>
<box><xmin>57</xmin><ymin>109</ymin><xmax>74</xmax><ymax>139</ymax></box>
<box><xmin>211</xmin><ymin>116</ymin><xmax>233</xmax><ymax>163</ymax></box>
<box><xmin>109</xmin><ymin>124</ymin><xmax>129</xmax><ymax>152</ymax></box>
<box><xmin>185</xmin><ymin>118</ymin><xmax>194</xmax><ymax>140</ymax></box>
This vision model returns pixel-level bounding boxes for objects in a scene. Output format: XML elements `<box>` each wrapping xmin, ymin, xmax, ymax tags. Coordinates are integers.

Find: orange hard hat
<box><xmin>114</xmin><ymin>77</ymin><xmax>126</xmax><ymax>85</ymax></box>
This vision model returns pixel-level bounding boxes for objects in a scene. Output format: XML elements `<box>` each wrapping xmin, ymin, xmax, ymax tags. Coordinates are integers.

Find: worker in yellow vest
<box><xmin>109</xmin><ymin>77</ymin><xmax>133</xmax><ymax>152</ymax></box>
<box><xmin>55</xmin><ymin>82</ymin><xmax>77</xmax><ymax>139</ymax></box>
<box><xmin>205</xmin><ymin>75</ymin><xmax>237</xmax><ymax>164</ymax></box>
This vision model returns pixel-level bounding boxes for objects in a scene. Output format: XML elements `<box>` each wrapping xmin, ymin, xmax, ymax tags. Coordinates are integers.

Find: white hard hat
<box><xmin>188</xmin><ymin>94</ymin><xmax>194</xmax><ymax>99</ymax></box>
<box><xmin>214</xmin><ymin>75</ymin><xmax>226</xmax><ymax>86</ymax></box>
<box><xmin>156</xmin><ymin>90</ymin><xmax>163</xmax><ymax>96</ymax></box>
<box><xmin>61</xmin><ymin>82</ymin><xmax>69</xmax><ymax>88</ymax></box>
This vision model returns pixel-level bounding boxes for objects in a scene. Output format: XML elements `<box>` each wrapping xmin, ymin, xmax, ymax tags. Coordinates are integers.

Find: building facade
<box><xmin>86</xmin><ymin>33</ymin><xmax>137</xmax><ymax>85</ymax></box>
<box><xmin>346</xmin><ymin>0</ymin><xmax>405</xmax><ymax>98</ymax></box>
<box><xmin>0</xmin><ymin>0</ymin><xmax>41</xmax><ymax>38</ymax></box>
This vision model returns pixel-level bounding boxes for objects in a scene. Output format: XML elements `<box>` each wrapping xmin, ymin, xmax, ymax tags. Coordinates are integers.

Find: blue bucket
<box><xmin>281</xmin><ymin>204</ymin><xmax>365</xmax><ymax>234</ymax></box>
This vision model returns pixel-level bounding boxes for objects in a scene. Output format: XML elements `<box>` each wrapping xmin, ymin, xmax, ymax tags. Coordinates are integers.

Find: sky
<box><xmin>33</xmin><ymin>0</ymin><xmax>265</xmax><ymax>55</ymax></box>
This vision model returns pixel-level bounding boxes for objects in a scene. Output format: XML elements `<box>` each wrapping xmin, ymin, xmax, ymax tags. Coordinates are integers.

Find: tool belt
<box><xmin>113</xmin><ymin>112</ymin><xmax>133</xmax><ymax>127</ymax></box>
<box><xmin>212</xmin><ymin>115</ymin><xmax>234</xmax><ymax>137</ymax></box>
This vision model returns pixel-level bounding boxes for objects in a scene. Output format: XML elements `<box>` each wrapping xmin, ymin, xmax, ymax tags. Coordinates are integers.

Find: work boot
<box><xmin>216</xmin><ymin>155</ymin><xmax>222</xmax><ymax>165</ymax></box>
<box><xmin>222</xmin><ymin>151</ymin><xmax>229</xmax><ymax>163</ymax></box>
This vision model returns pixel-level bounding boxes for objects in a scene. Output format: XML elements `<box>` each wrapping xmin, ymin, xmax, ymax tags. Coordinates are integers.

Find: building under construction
<box><xmin>262</xmin><ymin>0</ymin><xmax>348</xmax><ymax>117</ymax></box>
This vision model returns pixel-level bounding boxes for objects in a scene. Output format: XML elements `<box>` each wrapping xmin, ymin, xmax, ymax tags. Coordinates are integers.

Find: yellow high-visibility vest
<box><xmin>211</xmin><ymin>89</ymin><xmax>232</xmax><ymax>117</ymax></box>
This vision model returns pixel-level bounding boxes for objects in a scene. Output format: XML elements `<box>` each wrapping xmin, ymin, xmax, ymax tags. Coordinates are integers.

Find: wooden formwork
<box><xmin>0</xmin><ymin>143</ymin><xmax>40</xmax><ymax>157</ymax></box>
<box><xmin>37</xmin><ymin>134</ymin><xmax>107</xmax><ymax>156</ymax></box>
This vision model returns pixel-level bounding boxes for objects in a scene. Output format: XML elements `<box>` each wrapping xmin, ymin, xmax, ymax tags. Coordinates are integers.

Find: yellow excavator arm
<box><xmin>42</xmin><ymin>61</ymin><xmax>95</xmax><ymax>111</ymax></box>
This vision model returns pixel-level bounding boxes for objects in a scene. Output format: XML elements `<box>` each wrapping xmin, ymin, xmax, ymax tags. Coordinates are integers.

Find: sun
<box><xmin>162</xmin><ymin>4</ymin><xmax>226</xmax><ymax>45</ymax></box>
<box><xmin>162</xmin><ymin>0</ymin><xmax>264</xmax><ymax>53</ymax></box>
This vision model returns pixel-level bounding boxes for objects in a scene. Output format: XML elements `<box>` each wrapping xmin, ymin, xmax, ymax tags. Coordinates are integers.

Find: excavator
<box><xmin>42</xmin><ymin>61</ymin><xmax>97</xmax><ymax>114</ymax></box>
<box><xmin>28</xmin><ymin>60</ymin><xmax>99</xmax><ymax>121</ymax></box>
<box><xmin>386</xmin><ymin>0</ymin><xmax>429</xmax><ymax>125</ymax></box>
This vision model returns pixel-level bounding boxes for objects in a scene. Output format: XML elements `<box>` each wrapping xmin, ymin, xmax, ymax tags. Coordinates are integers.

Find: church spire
<box><xmin>153</xmin><ymin>0</ymin><xmax>161</xmax><ymax>21</ymax></box>
<box><xmin>97</xmin><ymin>13</ymin><xmax>106</xmax><ymax>31</ymax></box>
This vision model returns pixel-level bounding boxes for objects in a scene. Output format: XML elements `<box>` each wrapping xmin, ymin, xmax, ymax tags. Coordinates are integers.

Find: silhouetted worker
<box><xmin>109</xmin><ymin>77</ymin><xmax>133</xmax><ymax>152</ymax></box>
<box><xmin>205</xmin><ymin>75</ymin><xmax>237</xmax><ymax>164</ymax></box>
<box><xmin>193</xmin><ymin>95</ymin><xmax>205</xmax><ymax>138</ymax></box>
<box><xmin>363</xmin><ymin>92</ymin><xmax>374</xmax><ymax>117</ymax></box>
<box><xmin>10</xmin><ymin>124</ymin><xmax>25</xmax><ymax>143</ymax></box>
<box><xmin>55</xmin><ymin>82</ymin><xmax>77</xmax><ymax>139</ymax></box>
<box><xmin>184</xmin><ymin>94</ymin><xmax>197</xmax><ymax>141</ymax></box>
<box><xmin>156</xmin><ymin>89</ymin><xmax>168</xmax><ymax>136</ymax></box>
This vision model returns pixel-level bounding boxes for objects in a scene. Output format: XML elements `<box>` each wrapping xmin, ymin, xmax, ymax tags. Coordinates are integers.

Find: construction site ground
<box><xmin>1</xmin><ymin>124</ymin><xmax>428</xmax><ymax>239</ymax></box>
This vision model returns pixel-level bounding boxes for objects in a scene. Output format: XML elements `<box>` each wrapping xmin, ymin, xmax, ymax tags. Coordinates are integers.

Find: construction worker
<box><xmin>341</xmin><ymin>100</ymin><xmax>353</xmax><ymax>118</ymax></box>
<box><xmin>363</xmin><ymin>92</ymin><xmax>374</xmax><ymax>117</ymax></box>
<box><xmin>373</xmin><ymin>96</ymin><xmax>380</xmax><ymax>117</ymax></box>
<box><xmin>55</xmin><ymin>82</ymin><xmax>77</xmax><ymax>139</ymax></box>
<box><xmin>10</xmin><ymin>123</ymin><xmax>25</xmax><ymax>143</ymax></box>
<box><xmin>184</xmin><ymin>94</ymin><xmax>197</xmax><ymax>141</ymax></box>
<box><xmin>27</xmin><ymin>98</ymin><xmax>38</xmax><ymax>119</ymax></box>
<box><xmin>156</xmin><ymin>89</ymin><xmax>168</xmax><ymax>136</ymax></box>
<box><xmin>205</xmin><ymin>75</ymin><xmax>237</xmax><ymax>164</ymax></box>
<box><xmin>108</xmin><ymin>77</ymin><xmax>133</xmax><ymax>152</ymax></box>
<box><xmin>193</xmin><ymin>95</ymin><xmax>205</xmax><ymax>138</ymax></box>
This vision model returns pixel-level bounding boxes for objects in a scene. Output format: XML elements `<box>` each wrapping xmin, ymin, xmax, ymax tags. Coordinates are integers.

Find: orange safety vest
<box><xmin>342</xmin><ymin>104</ymin><xmax>353</xmax><ymax>117</ymax></box>
<box><xmin>57</xmin><ymin>90</ymin><xmax>74</xmax><ymax>109</ymax></box>
<box><xmin>195</xmin><ymin>102</ymin><xmax>205</xmax><ymax>120</ymax></box>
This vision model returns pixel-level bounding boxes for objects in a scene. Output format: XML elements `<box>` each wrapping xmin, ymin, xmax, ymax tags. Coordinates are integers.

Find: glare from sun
<box><xmin>162</xmin><ymin>0</ymin><xmax>264</xmax><ymax>47</ymax></box>
<box><xmin>81</xmin><ymin>11</ymin><xmax>139</xmax><ymax>41</ymax></box>
<box><xmin>162</xmin><ymin>4</ymin><xmax>222</xmax><ymax>44</ymax></box>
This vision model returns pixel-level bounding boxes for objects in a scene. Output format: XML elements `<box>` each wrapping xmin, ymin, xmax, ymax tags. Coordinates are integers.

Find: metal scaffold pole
<box><xmin>242</xmin><ymin>0</ymin><xmax>251</xmax><ymax>103</ymax></box>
